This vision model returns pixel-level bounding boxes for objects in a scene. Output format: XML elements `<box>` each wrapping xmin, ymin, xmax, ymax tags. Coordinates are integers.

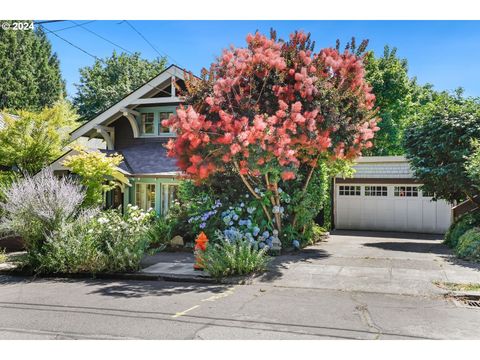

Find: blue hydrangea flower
<box><xmin>200</xmin><ymin>222</ymin><xmax>207</xmax><ymax>229</ymax></box>
<box><xmin>252</xmin><ymin>226</ymin><xmax>260</xmax><ymax>236</ymax></box>
<box><xmin>262</xmin><ymin>231</ymin><xmax>270</xmax><ymax>238</ymax></box>
<box><xmin>258</xmin><ymin>242</ymin><xmax>266</xmax><ymax>249</ymax></box>
<box><xmin>233</xmin><ymin>214</ymin><xmax>239</xmax><ymax>221</ymax></box>
<box><xmin>292</xmin><ymin>239</ymin><xmax>300</xmax><ymax>249</ymax></box>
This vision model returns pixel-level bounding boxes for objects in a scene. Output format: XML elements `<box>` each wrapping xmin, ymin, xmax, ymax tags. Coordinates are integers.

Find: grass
<box><xmin>0</xmin><ymin>248</ymin><xmax>7</xmax><ymax>263</ymax></box>
<box><xmin>433</xmin><ymin>281</ymin><xmax>480</xmax><ymax>292</ymax></box>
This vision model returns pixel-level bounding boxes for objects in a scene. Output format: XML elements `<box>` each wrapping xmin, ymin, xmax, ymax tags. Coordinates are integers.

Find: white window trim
<box><xmin>161</xmin><ymin>183</ymin><xmax>179</xmax><ymax>215</ymax></box>
<box><xmin>135</xmin><ymin>183</ymin><xmax>156</xmax><ymax>211</ymax></box>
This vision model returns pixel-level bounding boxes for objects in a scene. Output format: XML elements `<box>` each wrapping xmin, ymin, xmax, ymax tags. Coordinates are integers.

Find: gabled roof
<box><xmin>70</xmin><ymin>64</ymin><xmax>189</xmax><ymax>141</ymax></box>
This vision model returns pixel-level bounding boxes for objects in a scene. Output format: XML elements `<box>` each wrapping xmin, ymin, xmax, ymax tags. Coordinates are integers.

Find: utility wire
<box><xmin>123</xmin><ymin>20</ymin><xmax>183</xmax><ymax>67</ymax></box>
<box><xmin>70</xmin><ymin>20</ymin><xmax>134</xmax><ymax>55</ymax></box>
<box><xmin>46</xmin><ymin>20</ymin><xmax>96</xmax><ymax>33</ymax></box>
<box><xmin>34</xmin><ymin>20</ymin><xmax>65</xmax><ymax>25</ymax></box>
<box><xmin>38</xmin><ymin>24</ymin><xmax>183</xmax><ymax>99</ymax></box>
<box><xmin>39</xmin><ymin>24</ymin><xmax>101</xmax><ymax>61</ymax></box>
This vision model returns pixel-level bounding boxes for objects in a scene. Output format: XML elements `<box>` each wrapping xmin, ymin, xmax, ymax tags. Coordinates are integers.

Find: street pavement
<box><xmin>1</xmin><ymin>231</ymin><xmax>480</xmax><ymax>339</ymax></box>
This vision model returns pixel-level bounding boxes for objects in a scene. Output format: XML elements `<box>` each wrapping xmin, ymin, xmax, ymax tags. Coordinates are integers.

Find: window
<box><xmin>422</xmin><ymin>190</ymin><xmax>434</xmax><ymax>197</ymax></box>
<box><xmin>141</xmin><ymin>113</ymin><xmax>155</xmax><ymax>134</ymax></box>
<box><xmin>135</xmin><ymin>183</ymin><xmax>156</xmax><ymax>211</ymax></box>
<box><xmin>161</xmin><ymin>183</ymin><xmax>179</xmax><ymax>214</ymax></box>
<box><xmin>339</xmin><ymin>185</ymin><xmax>360</xmax><ymax>196</ymax></box>
<box><xmin>365</xmin><ymin>186</ymin><xmax>387</xmax><ymax>196</ymax></box>
<box><xmin>159</xmin><ymin>112</ymin><xmax>173</xmax><ymax>134</ymax></box>
<box><xmin>394</xmin><ymin>186</ymin><xmax>418</xmax><ymax>197</ymax></box>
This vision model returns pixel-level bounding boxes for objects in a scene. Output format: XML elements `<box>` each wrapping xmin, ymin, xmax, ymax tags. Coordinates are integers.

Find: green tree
<box><xmin>0</xmin><ymin>21</ymin><xmax>65</xmax><ymax>110</ymax></box>
<box><xmin>465</xmin><ymin>139</ymin><xmax>480</xmax><ymax>193</ymax></box>
<box><xmin>0</xmin><ymin>100</ymin><xmax>78</xmax><ymax>174</ymax></box>
<box><xmin>404</xmin><ymin>90</ymin><xmax>480</xmax><ymax>205</ymax></box>
<box><xmin>63</xmin><ymin>148</ymin><xmax>125</xmax><ymax>207</ymax></box>
<box><xmin>73</xmin><ymin>51</ymin><xmax>167</xmax><ymax>120</ymax></box>
<box><xmin>364</xmin><ymin>46</ymin><xmax>417</xmax><ymax>155</ymax></box>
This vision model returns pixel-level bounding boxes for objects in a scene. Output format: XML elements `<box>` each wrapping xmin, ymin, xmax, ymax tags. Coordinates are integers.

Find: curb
<box><xmin>0</xmin><ymin>267</ymin><xmax>257</xmax><ymax>285</ymax></box>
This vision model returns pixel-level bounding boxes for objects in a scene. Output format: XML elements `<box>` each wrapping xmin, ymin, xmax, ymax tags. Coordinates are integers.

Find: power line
<box><xmin>70</xmin><ymin>20</ymin><xmax>134</xmax><ymax>55</ymax></box>
<box><xmin>34</xmin><ymin>20</ymin><xmax>65</xmax><ymax>25</ymax></box>
<box><xmin>38</xmin><ymin>23</ymin><xmax>182</xmax><ymax>98</ymax></box>
<box><xmin>122</xmin><ymin>20</ymin><xmax>183</xmax><ymax>67</ymax></box>
<box><xmin>47</xmin><ymin>20</ymin><xmax>96</xmax><ymax>33</ymax></box>
<box><xmin>39</xmin><ymin>24</ymin><xmax>101</xmax><ymax>61</ymax></box>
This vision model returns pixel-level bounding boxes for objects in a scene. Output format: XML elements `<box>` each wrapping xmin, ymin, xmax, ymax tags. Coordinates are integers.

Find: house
<box><xmin>50</xmin><ymin>65</ymin><xmax>187</xmax><ymax>215</ymax></box>
<box><xmin>49</xmin><ymin>65</ymin><xmax>453</xmax><ymax>234</ymax></box>
<box><xmin>333</xmin><ymin>156</ymin><xmax>452</xmax><ymax>234</ymax></box>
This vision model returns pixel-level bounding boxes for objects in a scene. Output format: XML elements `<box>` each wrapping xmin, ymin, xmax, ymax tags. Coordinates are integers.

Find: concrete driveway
<box><xmin>259</xmin><ymin>230</ymin><xmax>480</xmax><ymax>296</ymax></box>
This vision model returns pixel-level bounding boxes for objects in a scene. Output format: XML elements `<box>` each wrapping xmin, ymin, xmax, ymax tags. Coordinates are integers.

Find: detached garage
<box><xmin>334</xmin><ymin>156</ymin><xmax>452</xmax><ymax>234</ymax></box>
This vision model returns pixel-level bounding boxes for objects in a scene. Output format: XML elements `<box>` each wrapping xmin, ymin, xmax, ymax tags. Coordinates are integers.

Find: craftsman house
<box><xmin>50</xmin><ymin>65</ymin><xmax>186</xmax><ymax>215</ymax></box>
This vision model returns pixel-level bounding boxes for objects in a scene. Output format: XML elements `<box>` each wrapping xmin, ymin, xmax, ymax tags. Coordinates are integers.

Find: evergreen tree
<box><xmin>0</xmin><ymin>21</ymin><xmax>65</xmax><ymax>110</ymax></box>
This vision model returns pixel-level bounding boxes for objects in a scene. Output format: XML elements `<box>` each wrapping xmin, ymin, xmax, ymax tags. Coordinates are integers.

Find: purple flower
<box><xmin>200</xmin><ymin>222</ymin><xmax>206</xmax><ymax>229</ymax></box>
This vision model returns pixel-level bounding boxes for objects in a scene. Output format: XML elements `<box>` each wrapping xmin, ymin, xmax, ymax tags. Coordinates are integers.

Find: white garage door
<box><xmin>335</xmin><ymin>184</ymin><xmax>452</xmax><ymax>234</ymax></box>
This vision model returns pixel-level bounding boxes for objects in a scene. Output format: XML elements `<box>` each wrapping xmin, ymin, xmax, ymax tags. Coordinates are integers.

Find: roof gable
<box><xmin>70</xmin><ymin>64</ymin><xmax>188</xmax><ymax>141</ymax></box>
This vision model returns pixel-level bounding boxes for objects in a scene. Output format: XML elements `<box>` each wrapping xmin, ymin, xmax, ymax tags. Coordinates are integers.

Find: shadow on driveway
<box><xmin>261</xmin><ymin>247</ymin><xmax>331</xmax><ymax>282</ymax></box>
<box><xmin>363</xmin><ymin>241</ymin><xmax>451</xmax><ymax>255</ymax></box>
<box><xmin>332</xmin><ymin>230</ymin><xmax>443</xmax><ymax>240</ymax></box>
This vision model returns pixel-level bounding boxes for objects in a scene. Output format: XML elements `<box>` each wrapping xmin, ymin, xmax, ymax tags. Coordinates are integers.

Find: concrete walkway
<box><xmin>139</xmin><ymin>252</ymin><xmax>211</xmax><ymax>280</ymax></box>
<box><xmin>257</xmin><ymin>230</ymin><xmax>480</xmax><ymax>296</ymax></box>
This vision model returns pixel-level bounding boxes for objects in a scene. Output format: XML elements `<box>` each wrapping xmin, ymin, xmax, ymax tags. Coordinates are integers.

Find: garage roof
<box><xmin>342</xmin><ymin>156</ymin><xmax>414</xmax><ymax>179</ymax></box>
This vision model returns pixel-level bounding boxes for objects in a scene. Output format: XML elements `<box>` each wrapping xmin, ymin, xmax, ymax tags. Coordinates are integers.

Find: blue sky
<box><xmin>40</xmin><ymin>20</ymin><xmax>480</xmax><ymax>98</ymax></box>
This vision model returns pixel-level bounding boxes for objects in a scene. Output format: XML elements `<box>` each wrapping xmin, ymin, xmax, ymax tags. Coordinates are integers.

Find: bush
<box><xmin>201</xmin><ymin>239</ymin><xmax>270</xmax><ymax>280</ymax></box>
<box><xmin>0</xmin><ymin>170</ymin><xmax>86</xmax><ymax>264</ymax></box>
<box><xmin>146</xmin><ymin>216</ymin><xmax>174</xmax><ymax>251</ymax></box>
<box><xmin>36</xmin><ymin>205</ymin><xmax>155</xmax><ymax>274</ymax></box>
<box><xmin>445</xmin><ymin>212</ymin><xmax>480</xmax><ymax>248</ymax></box>
<box><xmin>0</xmin><ymin>248</ymin><xmax>6</xmax><ymax>263</ymax></box>
<box><xmin>455</xmin><ymin>228</ymin><xmax>480</xmax><ymax>262</ymax></box>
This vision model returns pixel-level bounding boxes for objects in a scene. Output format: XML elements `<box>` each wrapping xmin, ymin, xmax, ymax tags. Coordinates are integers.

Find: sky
<box><xmin>39</xmin><ymin>20</ymin><xmax>480</xmax><ymax>98</ymax></box>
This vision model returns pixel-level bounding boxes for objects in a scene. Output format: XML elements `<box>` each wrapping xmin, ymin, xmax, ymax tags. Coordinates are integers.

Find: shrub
<box><xmin>0</xmin><ymin>248</ymin><xmax>6</xmax><ymax>263</ymax></box>
<box><xmin>62</xmin><ymin>148</ymin><xmax>124</xmax><ymax>207</ymax></box>
<box><xmin>146</xmin><ymin>215</ymin><xmax>176</xmax><ymax>251</ymax></box>
<box><xmin>36</xmin><ymin>205</ymin><xmax>155</xmax><ymax>274</ymax></box>
<box><xmin>455</xmin><ymin>228</ymin><xmax>480</xmax><ymax>262</ymax></box>
<box><xmin>445</xmin><ymin>212</ymin><xmax>480</xmax><ymax>248</ymax></box>
<box><xmin>0</xmin><ymin>170</ymin><xmax>86</xmax><ymax>261</ymax></box>
<box><xmin>37</xmin><ymin>213</ymin><xmax>104</xmax><ymax>273</ymax></box>
<box><xmin>202</xmin><ymin>239</ymin><xmax>270</xmax><ymax>280</ymax></box>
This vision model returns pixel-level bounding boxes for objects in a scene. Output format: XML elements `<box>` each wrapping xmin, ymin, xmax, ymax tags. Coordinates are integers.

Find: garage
<box><xmin>334</xmin><ymin>156</ymin><xmax>452</xmax><ymax>234</ymax></box>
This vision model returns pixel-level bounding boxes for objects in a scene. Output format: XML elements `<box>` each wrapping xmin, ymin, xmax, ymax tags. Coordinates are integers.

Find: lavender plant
<box><xmin>0</xmin><ymin>170</ymin><xmax>86</xmax><ymax>253</ymax></box>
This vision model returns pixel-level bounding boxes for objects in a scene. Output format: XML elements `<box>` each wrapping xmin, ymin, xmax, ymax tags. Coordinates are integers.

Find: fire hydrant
<box><xmin>193</xmin><ymin>232</ymin><xmax>208</xmax><ymax>270</ymax></box>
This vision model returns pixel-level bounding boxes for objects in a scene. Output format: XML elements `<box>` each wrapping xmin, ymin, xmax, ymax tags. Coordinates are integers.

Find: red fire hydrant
<box><xmin>193</xmin><ymin>232</ymin><xmax>208</xmax><ymax>270</ymax></box>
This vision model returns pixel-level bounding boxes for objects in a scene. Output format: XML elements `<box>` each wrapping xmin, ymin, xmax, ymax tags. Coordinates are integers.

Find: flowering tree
<box><xmin>163</xmin><ymin>31</ymin><xmax>379</xmax><ymax>238</ymax></box>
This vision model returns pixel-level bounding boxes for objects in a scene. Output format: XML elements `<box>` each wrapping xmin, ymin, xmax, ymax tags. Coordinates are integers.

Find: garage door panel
<box><xmin>421</xmin><ymin>199</ymin><xmax>436</xmax><ymax>233</ymax></box>
<box><xmin>335</xmin><ymin>184</ymin><xmax>451</xmax><ymax>234</ymax></box>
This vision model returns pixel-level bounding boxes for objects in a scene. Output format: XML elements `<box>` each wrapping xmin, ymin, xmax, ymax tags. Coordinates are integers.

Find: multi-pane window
<box><xmin>339</xmin><ymin>185</ymin><xmax>361</xmax><ymax>196</ymax></box>
<box><xmin>394</xmin><ymin>186</ymin><xmax>418</xmax><ymax>197</ymax></box>
<box><xmin>161</xmin><ymin>184</ymin><xmax>179</xmax><ymax>214</ymax></box>
<box><xmin>135</xmin><ymin>183</ymin><xmax>156</xmax><ymax>211</ymax></box>
<box><xmin>159</xmin><ymin>112</ymin><xmax>173</xmax><ymax>134</ymax></box>
<box><xmin>422</xmin><ymin>190</ymin><xmax>434</xmax><ymax>197</ymax></box>
<box><xmin>141</xmin><ymin>113</ymin><xmax>155</xmax><ymax>134</ymax></box>
<box><xmin>365</xmin><ymin>186</ymin><xmax>387</xmax><ymax>197</ymax></box>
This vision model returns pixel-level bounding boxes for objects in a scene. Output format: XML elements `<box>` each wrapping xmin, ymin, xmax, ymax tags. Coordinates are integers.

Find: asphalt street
<box><xmin>1</xmin><ymin>231</ymin><xmax>480</xmax><ymax>339</ymax></box>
